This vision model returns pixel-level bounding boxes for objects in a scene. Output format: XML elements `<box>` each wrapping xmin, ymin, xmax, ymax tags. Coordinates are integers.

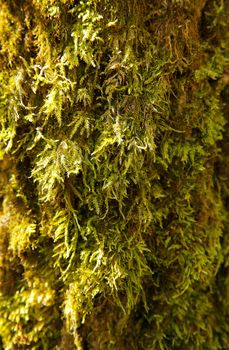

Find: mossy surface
<box><xmin>0</xmin><ymin>0</ymin><xmax>229</xmax><ymax>349</ymax></box>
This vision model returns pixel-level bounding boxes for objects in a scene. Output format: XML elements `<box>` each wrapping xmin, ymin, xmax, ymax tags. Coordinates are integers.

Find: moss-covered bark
<box><xmin>0</xmin><ymin>0</ymin><xmax>228</xmax><ymax>349</ymax></box>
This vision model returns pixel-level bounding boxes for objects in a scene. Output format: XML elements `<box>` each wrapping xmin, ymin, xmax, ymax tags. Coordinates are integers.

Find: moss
<box><xmin>0</xmin><ymin>0</ymin><xmax>229</xmax><ymax>349</ymax></box>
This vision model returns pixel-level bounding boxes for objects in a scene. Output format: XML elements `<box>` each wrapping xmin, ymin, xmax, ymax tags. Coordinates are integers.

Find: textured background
<box><xmin>0</xmin><ymin>0</ymin><xmax>229</xmax><ymax>349</ymax></box>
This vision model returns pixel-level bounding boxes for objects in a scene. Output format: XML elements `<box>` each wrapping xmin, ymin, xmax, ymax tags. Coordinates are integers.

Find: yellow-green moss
<box><xmin>0</xmin><ymin>0</ymin><xmax>229</xmax><ymax>349</ymax></box>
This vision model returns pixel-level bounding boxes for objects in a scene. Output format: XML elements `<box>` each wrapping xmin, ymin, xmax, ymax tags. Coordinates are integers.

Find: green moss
<box><xmin>0</xmin><ymin>0</ymin><xmax>229</xmax><ymax>349</ymax></box>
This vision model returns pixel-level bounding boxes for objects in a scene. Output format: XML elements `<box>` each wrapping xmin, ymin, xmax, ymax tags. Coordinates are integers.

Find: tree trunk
<box><xmin>0</xmin><ymin>0</ymin><xmax>228</xmax><ymax>349</ymax></box>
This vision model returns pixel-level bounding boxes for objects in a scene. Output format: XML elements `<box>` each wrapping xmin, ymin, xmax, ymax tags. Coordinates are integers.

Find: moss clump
<box><xmin>0</xmin><ymin>0</ymin><xmax>229</xmax><ymax>349</ymax></box>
